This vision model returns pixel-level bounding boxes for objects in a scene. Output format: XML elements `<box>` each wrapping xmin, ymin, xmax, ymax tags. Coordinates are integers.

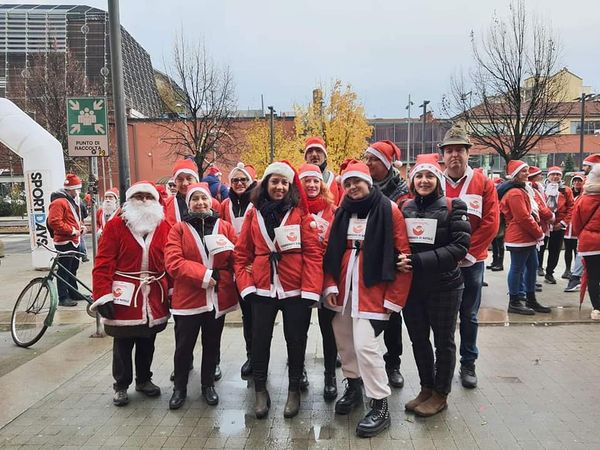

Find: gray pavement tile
<box><xmin>163</xmin><ymin>435</ymin><xmax>189</xmax><ymax>448</ymax></box>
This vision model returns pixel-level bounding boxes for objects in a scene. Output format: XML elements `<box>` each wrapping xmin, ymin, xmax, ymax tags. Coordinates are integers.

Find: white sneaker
<box><xmin>591</xmin><ymin>310</ymin><xmax>600</xmax><ymax>321</ymax></box>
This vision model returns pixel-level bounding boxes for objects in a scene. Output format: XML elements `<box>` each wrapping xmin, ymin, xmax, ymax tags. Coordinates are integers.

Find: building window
<box><xmin>570</xmin><ymin>121</ymin><xmax>600</xmax><ymax>135</ymax></box>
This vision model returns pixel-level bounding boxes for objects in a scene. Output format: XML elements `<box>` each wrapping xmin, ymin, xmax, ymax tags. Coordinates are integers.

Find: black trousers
<box><xmin>403</xmin><ymin>287</ymin><xmax>463</xmax><ymax>395</ymax></box>
<box><xmin>317</xmin><ymin>306</ymin><xmax>338</xmax><ymax>375</ymax></box>
<box><xmin>239</xmin><ymin>295</ymin><xmax>253</xmax><ymax>356</ymax></box>
<box><xmin>545</xmin><ymin>230</ymin><xmax>565</xmax><ymax>276</ymax></box>
<box><xmin>491</xmin><ymin>236</ymin><xmax>505</xmax><ymax>265</ymax></box>
<box><xmin>383</xmin><ymin>311</ymin><xmax>403</xmax><ymax>369</ymax></box>
<box><xmin>564</xmin><ymin>239</ymin><xmax>577</xmax><ymax>271</ymax></box>
<box><xmin>113</xmin><ymin>335</ymin><xmax>157</xmax><ymax>391</ymax></box>
<box><xmin>55</xmin><ymin>243</ymin><xmax>80</xmax><ymax>301</ymax></box>
<box><xmin>251</xmin><ymin>296</ymin><xmax>312</xmax><ymax>391</ymax></box>
<box><xmin>173</xmin><ymin>311</ymin><xmax>225</xmax><ymax>390</ymax></box>
<box><xmin>584</xmin><ymin>255</ymin><xmax>600</xmax><ymax>310</ymax></box>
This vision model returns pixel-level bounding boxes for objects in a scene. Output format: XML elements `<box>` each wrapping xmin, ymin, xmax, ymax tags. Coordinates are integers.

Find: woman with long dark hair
<box><xmin>234</xmin><ymin>161</ymin><xmax>323</xmax><ymax>419</ymax></box>
<box><xmin>323</xmin><ymin>160</ymin><xmax>412</xmax><ymax>438</ymax></box>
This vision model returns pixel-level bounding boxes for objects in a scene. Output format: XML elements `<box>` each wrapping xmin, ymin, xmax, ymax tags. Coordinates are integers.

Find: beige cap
<box><xmin>439</xmin><ymin>124</ymin><xmax>472</xmax><ymax>149</ymax></box>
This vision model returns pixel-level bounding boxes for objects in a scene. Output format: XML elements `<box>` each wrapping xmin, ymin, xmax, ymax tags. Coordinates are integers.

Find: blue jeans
<box><xmin>572</xmin><ymin>252</ymin><xmax>584</xmax><ymax>278</ymax></box>
<box><xmin>508</xmin><ymin>246</ymin><xmax>538</xmax><ymax>296</ymax></box>
<box><xmin>459</xmin><ymin>262</ymin><xmax>484</xmax><ymax>365</ymax></box>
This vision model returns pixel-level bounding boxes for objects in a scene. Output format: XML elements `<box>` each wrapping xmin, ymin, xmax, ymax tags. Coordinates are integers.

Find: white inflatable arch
<box><xmin>0</xmin><ymin>98</ymin><xmax>65</xmax><ymax>268</ymax></box>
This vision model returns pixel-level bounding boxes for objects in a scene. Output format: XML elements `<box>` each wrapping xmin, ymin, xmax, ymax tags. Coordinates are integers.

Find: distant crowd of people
<box><xmin>45</xmin><ymin>125</ymin><xmax>600</xmax><ymax>438</ymax></box>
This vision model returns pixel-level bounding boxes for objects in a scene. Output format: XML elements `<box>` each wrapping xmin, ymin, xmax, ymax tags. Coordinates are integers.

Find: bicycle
<box><xmin>10</xmin><ymin>242</ymin><xmax>95</xmax><ymax>347</ymax></box>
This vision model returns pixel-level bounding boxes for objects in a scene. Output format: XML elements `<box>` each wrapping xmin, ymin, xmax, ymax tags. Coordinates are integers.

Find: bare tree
<box><xmin>443</xmin><ymin>1</ymin><xmax>572</xmax><ymax>164</ymax></box>
<box><xmin>24</xmin><ymin>50</ymin><xmax>97</xmax><ymax>174</ymax></box>
<box><xmin>159</xmin><ymin>35</ymin><xmax>238</xmax><ymax>176</ymax></box>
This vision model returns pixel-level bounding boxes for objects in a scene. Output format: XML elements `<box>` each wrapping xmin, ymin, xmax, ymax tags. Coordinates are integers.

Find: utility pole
<box><xmin>107</xmin><ymin>0</ymin><xmax>130</xmax><ymax>204</ymax></box>
<box><xmin>268</xmin><ymin>106</ymin><xmax>275</xmax><ymax>163</ymax></box>
<box><xmin>405</xmin><ymin>95</ymin><xmax>414</xmax><ymax>168</ymax></box>
<box><xmin>419</xmin><ymin>100</ymin><xmax>430</xmax><ymax>156</ymax></box>
<box><xmin>578</xmin><ymin>93</ymin><xmax>591</xmax><ymax>169</ymax></box>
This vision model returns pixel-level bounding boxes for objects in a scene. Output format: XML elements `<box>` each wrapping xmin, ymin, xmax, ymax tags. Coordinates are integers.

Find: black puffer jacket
<box><xmin>402</xmin><ymin>193</ymin><xmax>471</xmax><ymax>292</ymax></box>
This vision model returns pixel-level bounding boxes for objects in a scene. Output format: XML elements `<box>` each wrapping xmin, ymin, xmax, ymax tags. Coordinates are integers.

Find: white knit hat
<box><xmin>263</xmin><ymin>161</ymin><xmax>295</xmax><ymax>183</ymax></box>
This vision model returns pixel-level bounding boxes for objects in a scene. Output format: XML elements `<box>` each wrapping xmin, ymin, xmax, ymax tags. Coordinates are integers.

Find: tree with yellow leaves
<box><xmin>294</xmin><ymin>80</ymin><xmax>373</xmax><ymax>170</ymax></box>
<box><xmin>241</xmin><ymin>119</ymin><xmax>302</xmax><ymax>176</ymax></box>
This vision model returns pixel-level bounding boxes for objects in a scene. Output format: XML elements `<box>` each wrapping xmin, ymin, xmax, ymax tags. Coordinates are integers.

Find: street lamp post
<box><xmin>419</xmin><ymin>100</ymin><xmax>430</xmax><ymax>155</ymax></box>
<box><xmin>268</xmin><ymin>106</ymin><xmax>275</xmax><ymax>163</ymax></box>
<box><xmin>405</xmin><ymin>95</ymin><xmax>414</xmax><ymax>169</ymax></box>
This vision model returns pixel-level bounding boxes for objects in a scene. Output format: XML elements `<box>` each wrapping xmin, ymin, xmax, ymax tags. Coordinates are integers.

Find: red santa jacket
<box><xmin>48</xmin><ymin>194</ymin><xmax>83</xmax><ymax>246</ymax></box>
<box><xmin>165</xmin><ymin>194</ymin><xmax>221</xmax><ymax>227</ymax></box>
<box><xmin>220</xmin><ymin>197</ymin><xmax>254</xmax><ymax>235</ymax></box>
<box><xmin>96</xmin><ymin>207</ymin><xmax>119</xmax><ymax>237</ymax></box>
<box><xmin>442</xmin><ymin>167</ymin><xmax>499</xmax><ymax>264</ymax></box>
<box><xmin>571</xmin><ymin>194</ymin><xmax>600</xmax><ymax>256</ymax></box>
<box><xmin>500</xmin><ymin>184</ymin><xmax>544</xmax><ymax>248</ymax></box>
<box><xmin>311</xmin><ymin>203</ymin><xmax>336</xmax><ymax>248</ymax></box>
<box><xmin>530</xmin><ymin>184</ymin><xmax>554</xmax><ymax>235</ymax></box>
<box><xmin>234</xmin><ymin>206</ymin><xmax>323</xmax><ymax>302</ymax></box>
<box><xmin>165</xmin><ymin>218</ymin><xmax>239</xmax><ymax>317</ymax></box>
<box><xmin>323</xmin><ymin>169</ymin><xmax>343</xmax><ymax>205</ymax></box>
<box><xmin>91</xmin><ymin>215</ymin><xmax>170</xmax><ymax>328</ymax></box>
<box><xmin>323</xmin><ymin>202</ymin><xmax>412</xmax><ymax>320</ymax></box>
<box><xmin>545</xmin><ymin>184</ymin><xmax>575</xmax><ymax>230</ymax></box>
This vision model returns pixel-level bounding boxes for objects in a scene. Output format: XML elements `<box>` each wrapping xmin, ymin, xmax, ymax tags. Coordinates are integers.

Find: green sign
<box><xmin>66</xmin><ymin>96</ymin><xmax>109</xmax><ymax>157</ymax></box>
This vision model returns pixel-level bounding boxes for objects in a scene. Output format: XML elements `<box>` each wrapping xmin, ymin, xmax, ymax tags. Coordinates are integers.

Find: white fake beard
<box><xmin>102</xmin><ymin>199</ymin><xmax>118</xmax><ymax>215</ymax></box>
<box><xmin>122</xmin><ymin>199</ymin><xmax>164</xmax><ymax>236</ymax></box>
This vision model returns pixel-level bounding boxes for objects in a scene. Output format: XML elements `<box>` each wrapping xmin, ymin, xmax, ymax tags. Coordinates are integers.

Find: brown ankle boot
<box><xmin>414</xmin><ymin>391</ymin><xmax>447</xmax><ymax>417</ymax></box>
<box><xmin>405</xmin><ymin>388</ymin><xmax>433</xmax><ymax>412</ymax></box>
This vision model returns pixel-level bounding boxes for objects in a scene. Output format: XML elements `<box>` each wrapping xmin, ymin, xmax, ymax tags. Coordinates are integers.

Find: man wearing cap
<box><xmin>303</xmin><ymin>137</ymin><xmax>342</xmax><ymax>204</ymax></box>
<box><xmin>203</xmin><ymin>166</ymin><xmax>229</xmax><ymax>202</ymax></box>
<box><xmin>362</xmin><ymin>140</ymin><xmax>410</xmax><ymax>388</ymax></box>
<box><xmin>439</xmin><ymin>124</ymin><xmax>499</xmax><ymax>389</ymax></box>
<box><xmin>165</xmin><ymin>159</ymin><xmax>200</xmax><ymax>227</ymax></box>
<box><xmin>539</xmin><ymin>167</ymin><xmax>574</xmax><ymax>284</ymax></box>
<box><xmin>96</xmin><ymin>188</ymin><xmax>120</xmax><ymax>239</ymax></box>
<box><xmin>91</xmin><ymin>181</ymin><xmax>170</xmax><ymax>407</ymax></box>
<box><xmin>47</xmin><ymin>174</ymin><xmax>87</xmax><ymax>307</ymax></box>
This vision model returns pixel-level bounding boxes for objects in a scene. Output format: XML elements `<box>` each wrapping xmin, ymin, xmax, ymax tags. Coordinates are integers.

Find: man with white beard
<box><xmin>96</xmin><ymin>188</ymin><xmax>120</xmax><ymax>238</ymax></box>
<box><xmin>91</xmin><ymin>181</ymin><xmax>171</xmax><ymax>407</ymax></box>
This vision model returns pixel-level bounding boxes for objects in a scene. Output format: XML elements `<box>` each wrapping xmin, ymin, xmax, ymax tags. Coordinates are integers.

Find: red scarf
<box><xmin>307</xmin><ymin>196</ymin><xmax>328</xmax><ymax>214</ymax></box>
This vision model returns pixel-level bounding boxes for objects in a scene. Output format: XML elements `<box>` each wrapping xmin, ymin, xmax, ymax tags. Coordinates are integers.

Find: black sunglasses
<box><xmin>231</xmin><ymin>177</ymin><xmax>249</xmax><ymax>184</ymax></box>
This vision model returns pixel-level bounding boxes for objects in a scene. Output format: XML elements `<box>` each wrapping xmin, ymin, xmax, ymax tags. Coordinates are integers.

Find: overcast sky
<box><xmin>8</xmin><ymin>0</ymin><xmax>600</xmax><ymax>117</ymax></box>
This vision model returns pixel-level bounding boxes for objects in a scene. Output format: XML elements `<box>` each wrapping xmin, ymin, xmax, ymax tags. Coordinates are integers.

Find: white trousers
<box><xmin>332</xmin><ymin>306</ymin><xmax>391</xmax><ymax>400</ymax></box>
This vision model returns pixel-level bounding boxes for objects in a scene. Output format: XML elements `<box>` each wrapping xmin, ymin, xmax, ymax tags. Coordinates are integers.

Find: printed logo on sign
<box><xmin>413</xmin><ymin>225</ymin><xmax>424</xmax><ymax>236</ymax></box>
<box><xmin>352</xmin><ymin>224</ymin><xmax>365</xmax><ymax>234</ymax></box>
<box><xmin>216</xmin><ymin>237</ymin><xmax>227</xmax><ymax>246</ymax></box>
<box><xmin>287</xmin><ymin>232</ymin><xmax>298</xmax><ymax>242</ymax></box>
<box><xmin>469</xmin><ymin>200</ymin><xmax>480</xmax><ymax>209</ymax></box>
<box><xmin>27</xmin><ymin>171</ymin><xmax>49</xmax><ymax>246</ymax></box>
<box><xmin>113</xmin><ymin>287</ymin><xmax>123</xmax><ymax>298</ymax></box>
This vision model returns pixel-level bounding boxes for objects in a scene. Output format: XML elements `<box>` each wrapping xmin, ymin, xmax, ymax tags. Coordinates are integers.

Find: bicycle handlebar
<box><xmin>37</xmin><ymin>242</ymin><xmax>87</xmax><ymax>258</ymax></box>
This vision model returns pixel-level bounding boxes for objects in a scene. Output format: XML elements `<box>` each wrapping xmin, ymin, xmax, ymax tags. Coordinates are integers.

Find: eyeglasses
<box><xmin>168</xmin><ymin>183</ymin><xmax>176</xmax><ymax>188</ymax></box>
<box><xmin>231</xmin><ymin>178</ymin><xmax>249</xmax><ymax>184</ymax></box>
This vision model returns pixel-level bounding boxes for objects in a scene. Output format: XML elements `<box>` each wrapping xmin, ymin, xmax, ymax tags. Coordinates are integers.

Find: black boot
<box><xmin>240</xmin><ymin>357</ymin><xmax>252</xmax><ymax>378</ymax></box>
<box><xmin>335</xmin><ymin>378</ymin><xmax>363</xmax><ymax>415</ymax></box>
<box><xmin>507</xmin><ymin>295</ymin><xmax>535</xmax><ymax>315</ymax></box>
<box><xmin>356</xmin><ymin>398</ymin><xmax>390</xmax><ymax>438</ymax></box>
<box><xmin>386</xmin><ymin>366</ymin><xmax>404</xmax><ymax>388</ymax></box>
<box><xmin>201</xmin><ymin>386</ymin><xmax>219</xmax><ymax>405</ymax></box>
<box><xmin>254</xmin><ymin>389</ymin><xmax>270</xmax><ymax>419</ymax></box>
<box><xmin>169</xmin><ymin>389</ymin><xmax>186</xmax><ymax>410</ymax></box>
<box><xmin>299</xmin><ymin>368</ymin><xmax>309</xmax><ymax>391</ymax></box>
<box><xmin>214</xmin><ymin>364</ymin><xmax>222</xmax><ymax>381</ymax></box>
<box><xmin>459</xmin><ymin>362</ymin><xmax>477</xmax><ymax>389</ymax></box>
<box><xmin>283</xmin><ymin>389</ymin><xmax>301</xmax><ymax>418</ymax></box>
<box><xmin>525</xmin><ymin>292</ymin><xmax>551</xmax><ymax>313</ymax></box>
<box><xmin>323</xmin><ymin>372</ymin><xmax>337</xmax><ymax>401</ymax></box>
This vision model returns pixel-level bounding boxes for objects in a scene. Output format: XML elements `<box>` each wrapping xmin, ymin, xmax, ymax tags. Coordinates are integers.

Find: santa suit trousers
<box><xmin>317</xmin><ymin>306</ymin><xmax>338</xmax><ymax>375</ymax></box>
<box><xmin>332</xmin><ymin>306</ymin><xmax>391</xmax><ymax>400</ymax></box>
<box><xmin>403</xmin><ymin>287</ymin><xmax>463</xmax><ymax>395</ymax></box>
<box><xmin>112</xmin><ymin>335</ymin><xmax>157</xmax><ymax>391</ymax></box>
<box><xmin>250</xmin><ymin>296</ymin><xmax>312</xmax><ymax>391</ymax></box>
<box><xmin>173</xmin><ymin>311</ymin><xmax>225</xmax><ymax>390</ymax></box>
<box><xmin>382</xmin><ymin>311</ymin><xmax>403</xmax><ymax>370</ymax></box>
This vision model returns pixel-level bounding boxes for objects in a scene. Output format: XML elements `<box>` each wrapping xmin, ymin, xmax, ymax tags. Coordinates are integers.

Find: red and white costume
<box><xmin>234</xmin><ymin>207</ymin><xmax>323</xmax><ymax>302</ymax></box>
<box><xmin>442</xmin><ymin>166</ymin><xmax>499</xmax><ymax>265</ymax></box>
<box><xmin>166</xmin><ymin>218</ymin><xmax>238</xmax><ymax>317</ymax></box>
<box><xmin>572</xmin><ymin>193</ymin><xmax>600</xmax><ymax>257</ymax></box>
<box><xmin>544</xmin><ymin>166</ymin><xmax>575</xmax><ymax>231</ymax></box>
<box><xmin>48</xmin><ymin>174</ymin><xmax>84</xmax><ymax>246</ymax></box>
<box><xmin>501</xmin><ymin>185</ymin><xmax>544</xmax><ymax>248</ymax></box>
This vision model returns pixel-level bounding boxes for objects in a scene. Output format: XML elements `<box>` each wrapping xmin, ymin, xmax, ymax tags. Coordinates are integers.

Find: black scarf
<box><xmin>323</xmin><ymin>186</ymin><xmax>396</xmax><ymax>287</ymax></box>
<box><xmin>229</xmin><ymin>181</ymin><xmax>256</xmax><ymax>217</ymax></box>
<box><xmin>184</xmin><ymin>211</ymin><xmax>217</xmax><ymax>237</ymax></box>
<box><xmin>256</xmin><ymin>194</ymin><xmax>293</xmax><ymax>240</ymax></box>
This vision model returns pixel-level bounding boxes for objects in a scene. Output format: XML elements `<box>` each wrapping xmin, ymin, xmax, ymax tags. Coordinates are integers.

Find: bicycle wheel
<box><xmin>11</xmin><ymin>277</ymin><xmax>53</xmax><ymax>347</ymax></box>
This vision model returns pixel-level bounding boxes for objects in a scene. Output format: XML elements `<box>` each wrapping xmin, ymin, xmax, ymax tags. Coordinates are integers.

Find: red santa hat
<box><xmin>185</xmin><ymin>182</ymin><xmax>212</xmax><ymax>205</ymax></box>
<box><xmin>409</xmin><ymin>153</ymin><xmax>443</xmax><ymax>181</ymax></box>
<box><xmin>206</xmin><ymin>166</ymin><xmax>222</xmax><ymax>177</ymax></box>
<box><xmin>64</xmin><ymin>173</ymin><xmax>82</xmax><ymax>190</ymax></box>
<box><xmin>571</xmin><ymin>172</ymin><xmax>585</xmax><ymax>184</ymax></box>
<box><xmin>528</xmin><ymin>166</ymin><xmax>542</xmax><ymax>178</ymax></box>
<box><xmin>172</xmin><ymin>159</ymin><xmax>199</xmax><ymax>180</ymax></box>
<box><xmin>229</xmin><ymin>162</ymin><xmax>257</xmax><ymax>183</ymax></box>
<box><xmin>365</xmin><ymin>140</ymin><xmax>402</xmax><ymax>170</ymax></box>
<box><xmin>547</xmin><ymin>166</ymin><xmax>562</xmax><ymax>176</ymax></box>
<box><xmin>125</xmin><ymin>181</ymin><xmax>160</xmax><ymax>201</ymax></box>
<box><xmin>298</xmin><ymin>162</ymin><xmax>323</xmax><ymax>180</ymax></box>
<box><xmin>583</xmin><ymin>154</ymin><xmax>600</xmax><ymax>167</ymax></box>
<box><xmin>341</xmin><ymin>160</ymin><xmax>373</xmax><ymax>187</ymax></box>
<box><xmin>506</xmin><ymin>160</ymin><xmax>529</xmax><ymax>179</ymax></box>
<box><xmin>304</xmin><ymin>136</ymin><xmax>327</xmax><ymax>158</ymax></box>
<box><xmin>104</xmin><ymin>187</ymin><xmax>119</xmax><ymax>200</ymax></box>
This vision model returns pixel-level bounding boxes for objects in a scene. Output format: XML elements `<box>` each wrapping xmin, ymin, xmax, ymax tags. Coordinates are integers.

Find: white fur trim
<box><xmin>201</xmin><ymin>269</ymin><xmax>214</xmax><ymax>289</ymax></box>
<box><xmin>341</xmin><ymin>170</ymin><xmax>373</xmax><ymax>187</ymax></box>
<box><xmin>174</xmin><ymin>168</ymin><xmax>199</xmax><ymax>180</ymax></box>
<box><xmin>323</xmin><ymin>286</ymin><xmax>339</xmax><ymax>297</ymax></box>
<box><xmin>301</xmin><ymin>291</ymin><xmax>320</xmax><ymax>302</ymax></box>
<box><xmin>90</xmin><ymin>293</ymin><xmax>113</xmax><ymax>311</ymax></box>
<box><xmin>229</xmin><ymin>164</ymin><xmax>253</xmax><ymax>182</ymax></box>
<box><xmin>547</xmin><ymin>168</ymin><xmax>562</xmax><ymax>176</ymax></box>
<box><xmin>126</xmin><ymin>183</ymin><xmax>159</xmax><ymax>201</ymax></box>
<box><xmin>410</xmin><ymin>163</ymin><xmax>443</xmax><ymax>181</ymax></box>
<box><xmin>304</xmin><ymin>143</ymin><xmax>328</xmax><ymax>156</ymax></box>
<box><xmin>240</xmin><ymin>286</ymin><xmax>257</xmax><ymax>299</ymax></box>
<box><xmin>171</xmin><ymin>305</ymin><xmax>213</xmax><ymax>316</ymax></box>
<box><xmin>299</xmin><ymin>170</ymin><xmax>323</xmax><ymax>180</ymax></box>
<box><xmin>383</xmin><ymin>299</ymin><xmax>402</xmax><ymax>313</ymax></box>
<box><xmin>464</xmin><ymin>253</ymin><xmax>477</xmax><ymax>264</ymax></box>
<box><xmin>366</xmin><ymin>147</ymin><xmax>391</xmax><ymax>169</ymax></box>
<box><xmin>263</xmin><ymin>162</ymin><xmax>295</xmax><ymax>183</ymax></box>
<box><xmin>508</xmin><ymin>162</ymin><xmax>529</xmax><ymax>179</ymax></box>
